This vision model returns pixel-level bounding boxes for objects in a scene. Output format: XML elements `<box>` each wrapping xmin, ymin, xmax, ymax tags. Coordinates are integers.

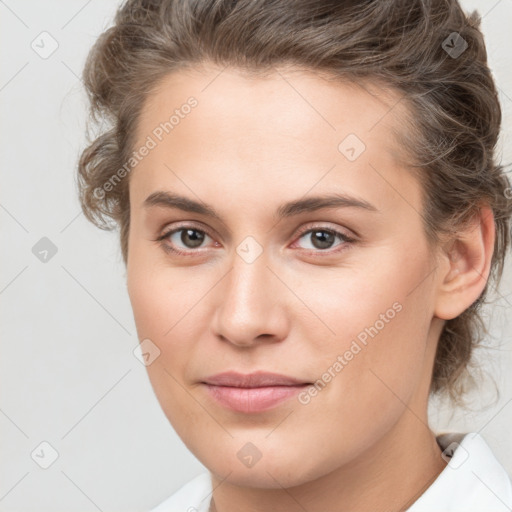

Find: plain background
<box><xmin>0</xmin><ymin>0</ymin><xmax>511</xmax><ymax>510</ymax></box>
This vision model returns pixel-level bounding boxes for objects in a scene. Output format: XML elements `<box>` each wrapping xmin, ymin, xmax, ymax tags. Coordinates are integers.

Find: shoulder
<box><xmin>150</xmin><ymin>472</ymin><xmax>212</xmax><ymax>512</ymax></box>
<box><xmin>407</xmin><ymin>432</ymin><xmax>512</xmax><ymax>512</ymax></box>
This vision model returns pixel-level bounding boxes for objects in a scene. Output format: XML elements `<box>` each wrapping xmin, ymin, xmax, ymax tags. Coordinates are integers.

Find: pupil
<box><xmin>312</xmin><ymin>230</ymin><xmax>334</xmax><ymax>249</ymax></box>
<box><xmin>182</xmin><ymin>229</ymin><xmax>204</xmax><ymax>248</ymax></box>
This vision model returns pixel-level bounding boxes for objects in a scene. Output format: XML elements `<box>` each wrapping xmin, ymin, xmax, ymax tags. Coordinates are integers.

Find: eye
<box><xmin>154</xmin><ymin>223</ymin><xmax>356</xmax><ymax>257</ymax></box>
<box><xmin>155</xmin><ymin>225</ymin><xmax>215</xmax><ymax>255</ymax></box>
<box><xmin>293</xmin><ymin>227</ymin><xmax>355</xmax><ymax>253</ymax></box>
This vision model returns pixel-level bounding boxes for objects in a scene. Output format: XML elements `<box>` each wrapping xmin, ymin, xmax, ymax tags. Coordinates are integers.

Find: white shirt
<box><xmin>150</xmin><ymin>432</ymin><xmax>512</xmax><ymax>512</ymax></box>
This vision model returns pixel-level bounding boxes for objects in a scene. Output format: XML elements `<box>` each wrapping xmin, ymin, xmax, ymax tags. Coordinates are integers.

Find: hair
<box><xmin>77</xmin><ymin>0</ymin><xmax>512</xmax><ymax>405</ymax></box>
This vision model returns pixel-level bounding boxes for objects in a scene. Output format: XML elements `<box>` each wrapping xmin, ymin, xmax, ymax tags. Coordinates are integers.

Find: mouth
<box><xmin>201</xmin><ymin>371</ymin><xmax>312</xmax><ymax>413</ymax></box>
<box><xmin>202</xmin><ymin>384</ymin><xmax>310</xmax><ymax>413</ymax></box>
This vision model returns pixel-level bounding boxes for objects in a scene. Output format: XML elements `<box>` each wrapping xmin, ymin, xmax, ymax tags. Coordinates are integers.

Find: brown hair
<box><xmin>77</xmin><ymin>0</ymin><xmax>512</xmax><ymax>405</ymax></box>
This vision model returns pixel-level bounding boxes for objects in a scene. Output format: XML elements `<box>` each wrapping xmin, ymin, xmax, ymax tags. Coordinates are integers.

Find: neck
<box><xmin>209</xmin><ymin>409</ymin><xmax>447</xmax><ymax>512</ymax></box>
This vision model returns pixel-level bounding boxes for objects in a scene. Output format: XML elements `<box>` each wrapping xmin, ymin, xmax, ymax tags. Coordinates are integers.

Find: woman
<box><xmin>77</xmin><ymin>0</ymin><xmax>512</xmax><ymax>510</ymax></box>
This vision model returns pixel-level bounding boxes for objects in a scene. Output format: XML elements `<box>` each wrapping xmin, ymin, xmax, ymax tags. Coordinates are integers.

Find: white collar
<box><xmin>408</xmin><ymin>432</ymin><xmax>512</xmax><ymax>511</ymax></box>
<box><xmin>151</xmin><ymin>432</ymin><xmax>512</xmax><ymax>512</ymax></box>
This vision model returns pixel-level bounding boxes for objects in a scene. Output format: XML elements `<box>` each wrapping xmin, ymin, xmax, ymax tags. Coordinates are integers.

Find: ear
<box><xmin>434</xmin><ymin>205</ymin><xmax>495</xmax><ymax>321</ymax></box>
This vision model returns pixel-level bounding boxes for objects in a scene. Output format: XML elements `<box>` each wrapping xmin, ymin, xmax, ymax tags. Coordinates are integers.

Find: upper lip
<box><xmin>202</xmin><ymin>371</ymin><xmax>310</xmax><ymax>388</ymax></box>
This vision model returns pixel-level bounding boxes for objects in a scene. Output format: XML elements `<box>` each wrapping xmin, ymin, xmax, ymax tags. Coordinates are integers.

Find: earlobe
<box><xmin>434</xmin><ymin>205</ymin><xmax>495</xmax><ymax>321</ymax></box>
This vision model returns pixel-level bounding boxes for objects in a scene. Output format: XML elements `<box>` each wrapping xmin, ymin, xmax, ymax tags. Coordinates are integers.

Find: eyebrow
<box><xmin>143</xmin><ymin>191</ymin><xmax>378</xmax><ymax>221</ymax></box>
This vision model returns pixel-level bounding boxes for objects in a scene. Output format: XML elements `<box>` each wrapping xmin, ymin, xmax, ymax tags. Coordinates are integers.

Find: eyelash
<box><xmin>153</xmin><ymin>223</ymin><xmax>356</xmax><ymax>257</ymax></box>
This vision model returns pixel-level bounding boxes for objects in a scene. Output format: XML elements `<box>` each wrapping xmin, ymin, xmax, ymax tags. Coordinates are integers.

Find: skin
<box><xmin>125</xmin><ymin>63</ymin><xmax>495</xmax><ymax>512</ymax></box>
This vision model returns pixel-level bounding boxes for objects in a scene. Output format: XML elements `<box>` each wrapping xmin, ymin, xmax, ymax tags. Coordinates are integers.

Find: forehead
<box><xmin>137</xmin><ymin>63</ymin><xmax>409</xmax><ymax>152</ymax></box>
<box><xmin>136</xmin><ymin>63</ymin><xmax>409</xmax><ymax>150</ymax></box>
<box><xmin>129</xmin><ymin>63</ymin><xmax>418</xmax><ymax>213</ymax></box>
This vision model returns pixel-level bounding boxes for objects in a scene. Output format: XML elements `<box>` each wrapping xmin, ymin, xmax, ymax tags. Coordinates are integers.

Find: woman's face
<box><xmin>126</xmin><ymin>64</ymin><xmax>445</xmax><ymax>488</ymax></box>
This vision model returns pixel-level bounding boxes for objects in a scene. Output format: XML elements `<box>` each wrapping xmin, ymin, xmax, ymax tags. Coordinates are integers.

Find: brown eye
<box><xmin>158</xmin><ymin>226</ymin><xmax>213</xmax><ymax>253</ymax></box>
<box><xmin>178</xmin><ymin>228</ymin><xmax>206</xmax><ymax>248</ymax></box>
<box><xmin>308</xmin><ymin>230</ymin><xmax>336</xmax><ymax>249</ymax></box>
<box><xmin>295</xmin><ymin>228</ymin><xmax>353</xmax><ymax>252</ymax></box>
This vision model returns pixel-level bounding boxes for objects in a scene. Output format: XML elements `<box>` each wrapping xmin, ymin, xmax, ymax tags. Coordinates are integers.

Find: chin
<box><xmin>210</xmin><ymin>462</ymin><xmax>314</xmax><ymax>490</ymax></box>
<box><xmin>195</xmin><ymin>438</ymin><xmax>325</xmax><ymax>489</ymax></box>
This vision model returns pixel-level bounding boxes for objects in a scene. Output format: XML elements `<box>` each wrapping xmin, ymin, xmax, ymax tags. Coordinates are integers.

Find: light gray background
<box><xmin>0</xmin><ymin>1</ymin><xmax>511</xmax><ymax>511</ymax></box>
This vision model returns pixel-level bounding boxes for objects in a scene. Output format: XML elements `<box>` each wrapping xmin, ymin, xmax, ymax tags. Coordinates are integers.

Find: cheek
<box><xmin>300</xmin><ymin>244</ymin><xmax>433</xmax><ymax>399</ymax></box>
<box><xmin>127</xmin><ymin>269</ymin><xmax>192</xmax><ymax>368</ymax></box>
<box><xmin>127</xmin><ymin>274</ymin><xmax>168</xmax><ymax>338</ymax></box>
<box><xmin>291</xmin><ymin>287</ymin><xmax>430</xmax><ymax>470</ymax></box>
<box><xmin>126</xmin><ymin>240</ymin><xmax>188</xmax><ymax>338</ymax></box>
<box><xmin>126</xmin><ymin>254</ymin><xmax>206</xmax><ymax>383</ymax></box>
<box><xmin>126</xmin><ymin>265</ymin><xmax>201</xmax><ymax>437</ymax></box>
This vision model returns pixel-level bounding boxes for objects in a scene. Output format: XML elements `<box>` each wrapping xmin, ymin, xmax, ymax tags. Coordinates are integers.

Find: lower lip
<box><xmin>203</xmin><ymin>383</ymin><xmax>308</xmax><ymax>413</ymax></box>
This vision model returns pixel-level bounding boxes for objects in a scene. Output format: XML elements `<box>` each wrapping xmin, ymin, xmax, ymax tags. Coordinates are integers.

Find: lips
<box><xmin>201</xmin><ymin>371</ymin><xmax>311</xmax><ymax>413</ymax></box>
<box><xmin>203</xmin><ymin>371</ymin><xmax>310</xmax><ymax>387</ymax></box>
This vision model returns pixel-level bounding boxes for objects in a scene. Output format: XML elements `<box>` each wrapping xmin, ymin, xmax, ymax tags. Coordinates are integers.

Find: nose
<box><xmin>211</xmin><ymin>248</ymin><xmax>289</xmax><ymax>348</ymax></box>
